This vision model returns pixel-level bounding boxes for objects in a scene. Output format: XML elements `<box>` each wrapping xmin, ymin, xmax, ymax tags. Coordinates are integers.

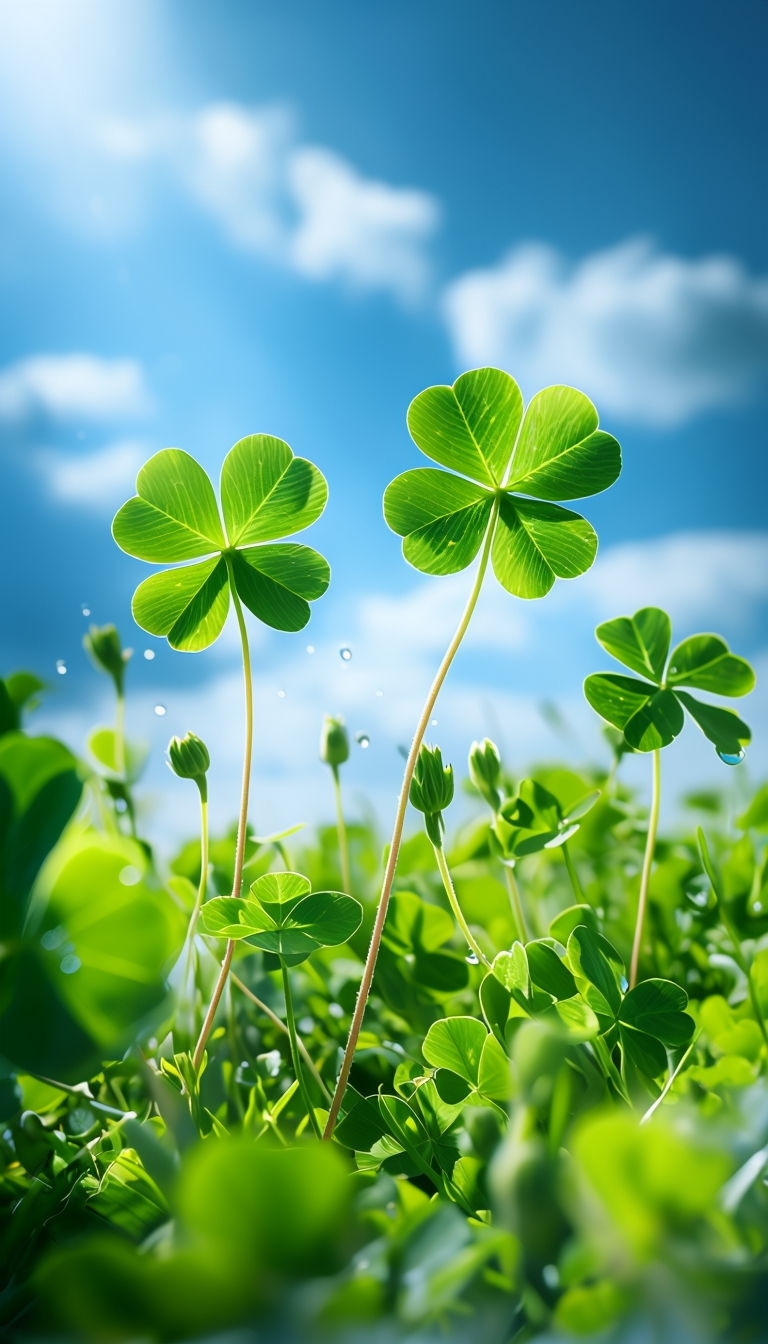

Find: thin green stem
<box><xmin>562</xmin><ymin>841</ymin><xmax>585</xmax><ymax>904</ymax></box>
<box><xmin>502</xmin><ymin>862</ymin><xmax>528</xmax><ymax>942</ymax></box>
<box><xmin>115</xmin><ymin>689</ymin><xmax>127</xmax><ymax>781</ymax></box>
<box><xmin>630</xmin><ymin>748</ymin><xmax>661</xmax><ymax>990</ymax></box>
<box><xmin>281</xmin><ymin>963</ymin><xmax>322</xmax><ymax>1138</ymax></box>
<box><xmin>323</xmin><ymin>499</ymin><xmax>501</xmax><ymax>1139</ymax></box>
<box><xmin>433</xmin><ymin>843</ymin><xmax>491</xmax><ymax>967</ymax></box>
<box><xmin>332</xmin><ymin>765</ymin><xmax>351</xmax><ymax>892</ymax></box>
<box><xmin>231</xmin><ymin>973</ymin><xmax>332</xmax><ymax>1102</ymax></box>
<box><xmin>193</xmin><ymin>578</ymin><xmax>254</xmax><ymax>1072</ymax></box>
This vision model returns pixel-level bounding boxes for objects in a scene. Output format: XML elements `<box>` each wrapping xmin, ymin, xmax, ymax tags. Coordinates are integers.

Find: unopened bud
<box><xmin>320</xmin><ymin>715</ymin><xmax>349</xmax><ymax>769</ymax></box>
<box><xmin>410</xmin><ymin>744</ymin><xmax>454</xmax><ymax>847</ymax></box>
<box><xmin>168</xmin><ymin>732</ymin><xmax>210</xmax><ymax>798</ymax></box>
<box><xmin>468</xmin><ymin>738</ymin><xmax>502</xmax><ymax>811</ymax></box>
<box><xmin>83</xmin><ymin>624</ymin><xmax>129</xmax><ymax>693</ymax></box>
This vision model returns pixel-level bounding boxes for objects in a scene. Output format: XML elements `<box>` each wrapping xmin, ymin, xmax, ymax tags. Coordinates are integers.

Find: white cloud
<box><xmin>443</xmin><ymin>238</ymin><xmax>768</xmax><ymax>425</ymax></box>
<box><xmin>288</xmin><ymin>147</ymin><xmax>438</xmax><ymax>300</ymax></box>
<box><xmin>0</xmin><ymin>354</ymin><xmax>151</xmax><ymax>421</ymax></box>
<box><xmin>99</xmin><ymin>102</ymin><xmax>439</xmax><ymax>303</ymax></box>
<box><xmin>37</xmin><ymin>438</ymin><xmax>147</xmax><ymax>509</ymax></box>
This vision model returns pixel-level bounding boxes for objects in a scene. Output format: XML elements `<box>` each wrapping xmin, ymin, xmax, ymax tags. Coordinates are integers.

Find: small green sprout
<box><xmin>83</xmin><ymin>623</ymin><xmax>130</xmax><ymax>697</ymax></box>
<box><xmin>320</xmin><ymin>714</ymin><xmax>350</xmax><ymax>769</ymax></box>
<box><xmin>168</xmin><ymin>731</ymin><xmax>210</xmax><ymax>799</ymax></box>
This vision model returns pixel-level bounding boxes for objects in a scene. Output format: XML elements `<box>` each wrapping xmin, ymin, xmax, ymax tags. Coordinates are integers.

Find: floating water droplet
<box><xmin>339</xmin><ymin>647</ymin><xmax>352</xmax><ymax>662</ymax></box>
<box><xmin>356</xmin><ymin>732</ymin><xmax>370</xmax><ymax>748</ymax></box>
<box><xmin>298</xmin><ymin>1016</ymin><xmax>315</xmax><ymax>1034</ymax></box>
<box><xmin>119</xmin><ymin>865</ymin><xmax>141</xmax><ymax>887</ymax></box>
<box><xmin>154</xmin><ymin>704</ymin><xmax>166</xmax><ymax>717</ymax></box>
<box><xmin>328</xmin><ymin>1002</ymin><xmax>344</xmax><ymax>1019</ymax></box>
<box><xmin>306</xmin><ymin>644</ymin><xmax>315</xmax><ymax>654</ymax></box>
<box><xmin>60</xmin><ymin>953</ymin><xmax>81</xmax><ymax>975</ymax></box>
<box><xmin>41</xmin><ymin>926</ymin><xmax>67</xmax><ymax>951</ymax></box>
<box><xmin>277</xmin><ymin>689</ymin><xmax>286</xmax><ymax>699</ymax></box>
<box><xmin>716</xmin><ymin>746</ymin><xmax>745</xmax><ymax>766</ymax></box>
<box><xmin>542</xmin><ymin>1265</ymin><xmax>560</xmax><ymax>1290</ymax></box>
<box><xmin>375</xmin><ymin>689</ymin><xmax>383</xmax><ymax>697</ymax></box>
<box><xmin>81</xmin><ymin>604</ymin><xmax>91</xmax><ymax>617</ymax></box>
<box><xmin>114</xmin><ymin>798</ymin><xmax>128</xmax><ymax>813</ymax></box>
<box><xmin>431</xmin><ymin>718</ymin><xmax>438</xmax><ymax>726</ymax></box>
<box><xmin>465</xmin><ymin>949</ymin><xmax>479</xmax><ymax>965</ymax></box>
<box><xmin>143</xmin><ymin>649</ymin><xmax>155</xmax><ymax>661</ymax></box>
<box><xmin>754</xmin><ymin>901</ymin><xmax>764</xmax><ymax>914</ymax></box>
<box><xmin>55</xmin><ymin>659</ymin><xmax>67</xmax><ymax>676</ymax></box>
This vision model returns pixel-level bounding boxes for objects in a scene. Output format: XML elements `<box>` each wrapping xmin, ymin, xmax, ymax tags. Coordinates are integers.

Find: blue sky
<box><xmin>1</xmin><ymin>0</ymin><xmax>767</xmax><ymax>841</ymax></box>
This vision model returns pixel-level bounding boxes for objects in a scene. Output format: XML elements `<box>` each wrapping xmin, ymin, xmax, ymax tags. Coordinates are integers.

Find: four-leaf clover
<box><xmin>584</xmin><ymin>606</ymin><xmax>755</xmax><ymax>757</ymax></box>
<box><xmin>112</xmin><ymin>436</ymin><xmax>329</xmax><ymax>650</ymax></box>
<box><xmin>383</xmin><ymin>368</ymin><xmax>621</xmax><ymax>598</ymax></box>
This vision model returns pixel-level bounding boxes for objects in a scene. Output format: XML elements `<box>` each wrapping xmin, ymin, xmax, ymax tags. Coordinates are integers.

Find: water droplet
<box><xmin>542</xmin><ymin>1265</ymin><xmax>560</xmax><ymax>1290</ymax></box>
<box><xmin>465</xmin><ymin>949</ymin><xmax>479</xmax><ymax>965</ymax></box>
<box><xmin>431</xmin><ymin>718</ymin><xmax>438</xmax><ymax>726</ymax></box>
<box><xmin>328</xmin><ymin>1002</ymin><xmax>344</xmax><ymax>1019</ymax></box>
<box><xmin>306</xmin><ymin>644</ymin><xmax>315</xmax><ymax>654</ymax></box>
<box><xmin>81</xmin><ymin>604</ymin><xmax>91</xmax><ymax>617</ymax></box>
<box><xmin>754</xmin><ymin>901</ymin><xmax>764</xmax><ymax>914</ymax></box>
<box><xmin>55</xmin><ymin>659</ymin><xmax>67</xmax><ymax>676</ymax></box>
<box><xmin>60</xmin><ymin>953</ymin><xmax>81</xmax><ymax>975</ymax></box>
<box><xmin>356</xmin><ymin>732</ymin><xmax>370</xmax><ymax>748</ymax></box>
<box><xmin>375</xmin><ymin>689</ymin><xmax>383</xmax><ymax>697</ymax></box>
<box><xmin>154</xmin><ymin>704</ymin><xmax>166</xmax><ymax>717</ymax></box>
<box><xmin>339</xmin><ymin>647</ymin><xmax>352</xmax><ymax>662</ymax></box>
<box><xmin>620</xmin><ymin>975</ymin><xmax>629</xmax><ymax>992</ymax></box>
<box><xmin>41</xmin><ymin>926</ymin><xmax>67</xmax><ymax>951</ymax></box>
<box><xmin>143</xmin><ymin>649</ymin><xmax>155</xmax><ymax>661</ymax></box>
<box><xmin>277</xmin><ymin>689</ymin><xmax>286</xmax><ymax>699</ymax></box>
<box><xmin>716</xmin><ymin>747</ymin><xmax>745</xmax><ymax>766</ymax></box>
<box><xmin>114</xmin><ymin>798</ymin><xmax>128</xmax><ymax>813</ymax></box>
<box><xmin>119</xmin><ymin>865</ymin><xmax>141</xmax><ymax>887</ymax></box>
<box><xmin>298</xmin><ymin>1016</ymin><xmax>315</xmax><ymax>1034</ymax></box>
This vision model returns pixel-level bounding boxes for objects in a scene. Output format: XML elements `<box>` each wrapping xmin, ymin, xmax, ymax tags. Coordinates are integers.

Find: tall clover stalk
<box><xmin>323</xmin><ymin>367</ymin><xmax>622</xmax><ymax>1136</ymax></box>
<box><xmin>584</xmin><ymin>607</ymin><xmax>754</xmax><ymax>986</ymax></box>
<box><xmin>112</xmin><ymin>436</ymin><xmax>330</xmax><ymax>1068</ymax></box>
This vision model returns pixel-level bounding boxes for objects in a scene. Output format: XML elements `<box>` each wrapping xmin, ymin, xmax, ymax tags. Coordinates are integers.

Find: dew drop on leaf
<box><xmin>356</xmin><ymin>732</ymin><xmax>370</xmax><ymax>748</ymax></box>
<box><xmin>41</xmin><ymin>926</ymin><xmax>67</xmax><ymax>951</ymax></box>
<box><xmin>339</xmin><ymin>647</ymin><xmax>352</xmax><ymax>662</ymax></box>
<box><xmin>465</xmin><ymin>949</ymin><xmax>479</xmax><ymax>965</ymax></box>
<box><xmin>60</xmin><ymin>953</ymin><xmax>81</xmax><ymax>975</ymax></box>
<box><xmin>119</xmin><ymin>865</ymin><xmax>141</xmax><ymax>887</ymax></box>
<box><xmin>716</xmin><ymin>747</ymin><xmax>745</xmax><ymax>766</ymax></box>
<box><xmin>55</xmin><ymin>659</ymin><xmax>67</xmax><ymax>675</ymax></box>
<box><xmin>143</xmin><ymin>649</ymin><xmax>155</xmax><ymax>661</ymax></box>
<box><xmin>154</xmin><ymin>704</ymin><xmax>166</xmax><ymax>717</ymax></box>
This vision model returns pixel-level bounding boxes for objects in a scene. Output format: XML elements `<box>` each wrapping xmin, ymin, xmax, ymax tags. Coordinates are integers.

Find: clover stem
<box><xmin>232</xmin><ymin>973</ymin><xmax>332</xmax><ymax>1102</ymax></box>
<box><xmin>193</xmin><ymin>577</ymin><xmax>254</xmax><ymax>1072</ymax></box>
<box><xmin>630</xmin><ymin>748</ymin><xmax>661</xmax><ymax>989</ymax></box>
<box><xmin>503</xmin><ymin>863</ymin><xmax>529</xmax><ymax>942</ymax></box>
<box><xmin>432</xmin><ymin>842</ymin><xmax>491</xmax><ymax>968</ymax></box>
<box><xmin>177</xmin><ymin>791</ymin><xmax>209</xmax><ymax>1044</ymax></box>
<box><xmin>115</xmin><ymin>687</ymin><xmax>127</xmax><ymax>782</ymax></box>
<box><xmin>562</xmin><ymin>841</ymin><xmax>585</xmax><ymax>904</ymax></box>
<box><xmin>323</xmin><ymin>498</ymin><xmax>501</xmax><ymax>1139</ymax></box>
<box><xmin>332</xmin><ymin>764</ymin><xmax>351</xmax><ymax>892</ymax></box>
<box><xmin>281</xmin><ymin>962</ymin><xmax>322</xmax><ymax>1139</ymax></box>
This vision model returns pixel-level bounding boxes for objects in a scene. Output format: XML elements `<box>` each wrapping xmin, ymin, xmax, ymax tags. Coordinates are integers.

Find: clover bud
<box><xmin>168</xmin><ymin>732</ymin><xmax>210</xmax><ymax>800</ymax></box>
<box><xmin>410</xmin><ymin>744</ymin><xmax>454</xmax><ymax>848</ymax></box>
<box><xmin>83</xmin><ymin>623</ymin><xmax>130</xmax><ymax>695</ymax></box>
<box><xmin>468</xmin><ymin>737</ymin><xmax>502</xmax><ymax>812</ymax></box>
<box><xmin>320</xmin><ymin>714</ymin><xmax>349</xmax><ymax>769</ymax></box>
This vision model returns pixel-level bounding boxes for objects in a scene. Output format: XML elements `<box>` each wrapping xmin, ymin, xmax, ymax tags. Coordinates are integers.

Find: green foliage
<box><xmin>200</xmin><ymin>870</ymin><xmax>362</xmax><ymax>965</ymax></box>
<box><xmin>409</xmin><ymin>743</ymin><xmax>454</xmax><ymax>846</ymax></box>
<box><xmin>585</xmin><ymin>606</ymin><xmax>755</xmax><ymax>755</ymax></box>
<box><xmin>384</xmin><ymin>369</ymin><xmax>621</xmax><ymax>598</ymax></box>
<box><xmin>112</xmin><ymin>437</ymin><xmax>330</xmax><ymax>649</ymax></box>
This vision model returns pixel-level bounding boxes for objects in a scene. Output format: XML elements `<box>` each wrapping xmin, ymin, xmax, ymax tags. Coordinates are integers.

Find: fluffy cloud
<box><xmin>37</xmin><ymin>438</ymin><xmax>147</xmax><ymax>509</ymax></box>
<box><xmin>443</xmin><ymin>238</ymin><xmax>768</xmax><ymax>425</ymax></box>
<box><xmin>99</xmin><ymin>102</ymin><xmax>439</xmax><ymax>302</ymax></box>
<box><xmin>0</xmin><ymin>354</ymin><xmax>151</xmax><ymax>421</ymax></box>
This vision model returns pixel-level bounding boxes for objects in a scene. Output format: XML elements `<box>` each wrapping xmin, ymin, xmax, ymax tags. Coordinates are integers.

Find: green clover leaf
<box><xmin>584</xmin><ymin>606</ymin><xmax>755</xmax><ymax>757</ymax></box>
<box><xmin>384</xmin><ymin>368</ymin><xmax>621</xmax><ymax>599</ymax></box>
<box><xmin>199</xmin><ymin>870</ymin><xmax>362</xmax><ymax>966</ymax></box>
<box><xmin>112</xmin><ymin>436</ymin><xmax>329</xmax><ymax>650</ymax></box>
